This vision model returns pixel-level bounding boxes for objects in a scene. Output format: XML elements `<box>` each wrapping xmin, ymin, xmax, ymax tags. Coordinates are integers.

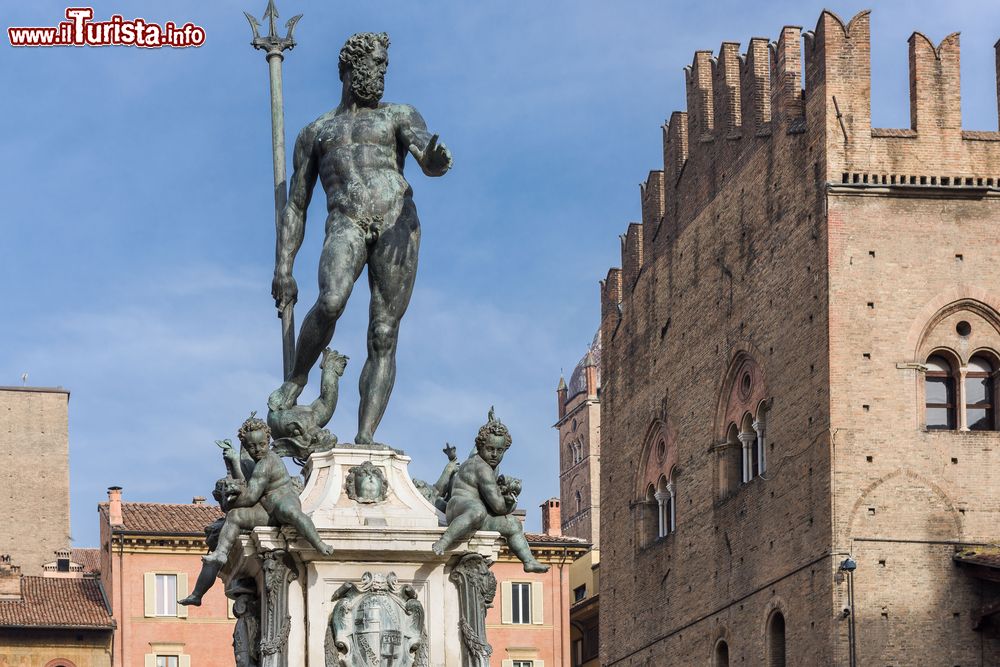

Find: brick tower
<box><xmin>555</xmin><ymin>331</ymin><xmax>601</xmax><ymax>545</ymax></box>
<box><xmin>598</xmin><ymin>10</ymin><xmax>1000</xmax><ymax>666</ymax></box>
<box><xmin>0</xmin><ymin>386</ymin><xmax>71</xmax><ymax>575</ymax></box>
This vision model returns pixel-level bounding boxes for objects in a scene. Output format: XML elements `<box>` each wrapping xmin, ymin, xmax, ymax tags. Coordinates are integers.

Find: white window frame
<box><xmin>156</xmin><ymin>574</ymin><xmax>177</xmax><ymax>616</ymax></box>
<box><xmin>144</xmin><ymin>646</ymin><xmax>190</xmax><ymax>667</ymax></box>
<box><xmin>511</xmin><ymin>582</ymin><xmax>531</xmax><ymax>624</ymax></box>
<box><xmin>501</xmin><ymin>580</ymin><xmax>544</xmax><ymax>626</ymax></box>
<box><xmin>143</xmin><ymin>572</ymin><xmax>188</xmax><ymax>618</ymax></box>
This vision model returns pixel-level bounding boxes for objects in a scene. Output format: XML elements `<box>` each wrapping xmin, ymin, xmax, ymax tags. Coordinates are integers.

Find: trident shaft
<box><xmin>245</xmin><ymin>0</ymin><xmax>302</xmax><ymax>380</ymax></box>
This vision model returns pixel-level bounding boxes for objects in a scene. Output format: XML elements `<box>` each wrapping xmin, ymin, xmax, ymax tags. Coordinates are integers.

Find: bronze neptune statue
<box><xmin>268</xmin><ymin>32</ymin><xmax>452</xmax><ymax>446</ymax></box>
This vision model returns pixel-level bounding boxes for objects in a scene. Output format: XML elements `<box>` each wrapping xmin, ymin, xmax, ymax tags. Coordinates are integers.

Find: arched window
<box><xmin>925</xmin><ymin>355</ymin><xmax>956</xmax><ymax>430</ymax></box>
<box><xmin>767</xmin><ymin>611</ymin><xmax>786</xmax><ymax>667</ymax></box>
<box><xmin>568</xmin><ymin>438</ymin><xmax>584</xmax><ymax>465</ymax></box>
<box><xmin>575</xmin><ymin>489</ymin><xmax>582</xmax><ymax>514</ymax></box>
<box><xmin>714</xmin><ymin>639</ymin><xmax>730</xmax><ymax>667</ymax></box>
<box><xmin>966</xmin><ymin>355</ymin><xmax>995</xmax><ymax>431</ymax></box>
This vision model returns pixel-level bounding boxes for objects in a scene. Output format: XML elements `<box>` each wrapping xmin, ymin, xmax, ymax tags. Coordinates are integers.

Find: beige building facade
<box><xmin>598</xmin><ymin>9</ymin><xmax>1000</xmax><ymax>666</ymax></box>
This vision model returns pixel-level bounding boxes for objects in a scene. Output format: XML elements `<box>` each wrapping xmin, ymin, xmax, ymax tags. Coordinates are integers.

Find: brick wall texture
<box><xmin>0</xmin><ymin>388</ymin><xmax>71</xmax><ymax>576</ymax></box>
<box><xmin>598</xmin><ymin>9</ymin><xmax>1000</xmax><ymax>666</ymax></box>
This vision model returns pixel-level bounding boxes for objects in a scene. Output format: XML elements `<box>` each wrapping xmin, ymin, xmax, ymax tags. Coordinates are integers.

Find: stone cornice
<box><xmin>109</xmin><ymin>533</ymin><xmax>207</xmax><ymax>554</ymax></box>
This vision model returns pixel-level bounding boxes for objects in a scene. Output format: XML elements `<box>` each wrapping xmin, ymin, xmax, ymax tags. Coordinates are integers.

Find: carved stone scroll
<box><xmin>448</xmin><ymin>553</ymin><xmax>496</xmax><ymax>667</ymax></box>
<box><xmin>228</xmin><ymin>577</ymin><xmax>261</xmax><ymax>667</ymax></box>
<box><xmin>260</xmin><ymin>549</ymin><xmax>298</xmax><ymax>667</ymax></box>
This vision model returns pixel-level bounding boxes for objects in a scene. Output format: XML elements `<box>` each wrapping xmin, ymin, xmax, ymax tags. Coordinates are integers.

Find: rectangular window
<box><xmin>155</xmin><ymin>574</ymin><xmax>177</xmax><ymax>617</ymax></box>
<box><xmin>156</xmin><ymin>657</ymin><xmax>178</xmax><ymax>667</ymax></box>
<box><xmin>925</xmin><ymin>374</ymin><xmax>956</xmax><ymax>430</ymax></box>
<box><xmin>573</xmin><ymin>585</ymin><xmax>586</xmax><ymax>603</ymax></box>
<box><xmin>513</xmin><ymin>662</ymin><xmax>534</xmax><ymax>667</ymax></box>
<box><xmin>511</xmin><ymin>582</ymin><xmax>531</xmax><ymax>624</ymax></box>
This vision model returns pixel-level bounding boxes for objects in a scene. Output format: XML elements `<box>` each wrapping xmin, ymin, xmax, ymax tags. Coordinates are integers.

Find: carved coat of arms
<box><xmin>325</xmin><ymin>571</ymin><xmax>427</xmax><ymax>667</ymax></box>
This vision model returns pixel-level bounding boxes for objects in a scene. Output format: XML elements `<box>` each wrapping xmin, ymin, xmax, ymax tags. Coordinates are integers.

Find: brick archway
<box><xmin>45</xmin><ymin>660</ymin><xmax>78</xmax><ymax>667</ymax></box>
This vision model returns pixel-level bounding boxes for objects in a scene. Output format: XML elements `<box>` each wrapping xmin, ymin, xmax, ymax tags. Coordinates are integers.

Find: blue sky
<box><xmin>2</xmin><ymin>1</ymin><xmax>998</xmax><ymax>547</ymax></box>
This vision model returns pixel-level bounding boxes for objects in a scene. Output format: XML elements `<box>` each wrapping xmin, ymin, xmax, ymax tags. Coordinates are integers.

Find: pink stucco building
<box><xmin>98</xmin><ymin>488</ymin><xmax>233</xmax><ymax>667</ymax></box>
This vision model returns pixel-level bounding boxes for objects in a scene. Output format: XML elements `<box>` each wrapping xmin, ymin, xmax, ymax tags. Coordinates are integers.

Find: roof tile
<box><xmin>0</xmin><ymin>577</ymin><xmax>113</xmax><ymax>628</ymax></box>
<box><xmin>524</xmin><ymin>532</ymin><xmax>590</xmax><ymax>545</ymax></box>
<box><xmin>99</xmin><ymin>502</ymin><xmax>223</xmax><ymax>535</ymax></box>
<box><xmin>72</xmin><ymin>548</ymin><xmax>101</xmax><ymax>575</ymax></box>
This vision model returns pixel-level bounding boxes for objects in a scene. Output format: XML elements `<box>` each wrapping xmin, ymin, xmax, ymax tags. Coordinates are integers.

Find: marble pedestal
<box><xmin>223</xmin><ymin>446</ymin><xmax>500</xmax><ymax>667</ymax></box>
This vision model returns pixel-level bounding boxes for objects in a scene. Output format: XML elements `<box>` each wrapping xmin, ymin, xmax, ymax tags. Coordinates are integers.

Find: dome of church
<box><xmin>567</xmin><ymin>329</ymin><xmax>601</xmax><ymax>399</ymax></box>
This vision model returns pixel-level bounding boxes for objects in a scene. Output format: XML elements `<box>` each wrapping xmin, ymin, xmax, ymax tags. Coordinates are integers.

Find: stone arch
<box><xmin>634</xmin><ymin>417</ymin><xmax>679</xmax><ymax>498</ymax></box>
<box><xmin>905</xmin><ymin>290</ymin><xmax>1000</xmax><ymax>360</ymax></box>
<box><xmin>760</xmin><ymin>596</ymin><xmax>789</xmax><ymax>635</ymax></box>
<box><xmin>45</xmin><ymin>661</ymin><xmax>78</xmax><ymax>667</ymax></box>
<box><xmin>846</xmin><ymin>468</ymin><xmax>962</xmax><ymax>539</ymax></box>
<box><xmin>762</xmin><ymin>597</ymin><xmax>789</xmax><ymax>667</ymax></box>
<box><xmin>925</xmin><ymin>346</ymin><xmax>962</xmax><ymax>368</ymax></box>
<box><xmin>714</xmin><ymin>345</ymin><xmax>769</xmax><ymax>440</ymax></box>
<box><xmin>712</xmin><ymin>632</ymin><xmax>731</xmax><ymax>667</ymax></box>
<box><xmin>970</xmin><ymin>346</ymin><xmax>1000</xmax><ymax>368</ymax></box>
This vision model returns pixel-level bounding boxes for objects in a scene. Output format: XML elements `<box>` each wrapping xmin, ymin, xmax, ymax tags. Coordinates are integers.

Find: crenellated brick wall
<box><xmin>598</xmin><ymin>9</ymin><xmax>1000</xmax><ymax>666</ymax></box>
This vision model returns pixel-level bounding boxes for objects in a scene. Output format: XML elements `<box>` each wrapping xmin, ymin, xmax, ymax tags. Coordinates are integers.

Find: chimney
<box><xmin>512</xmin><ymin>508</ymin><xmax>527</xmax><ymax>526</ymax></box>
<box><xmin>192</xmin><ymin>496</ymin><xmax>206</xmax><ymax>505</ymax></box>
<box><xmin>107</xmin><ymin>486</ymin><xmax>124</xmax><ymax>527</ymax></box>
<box><xmin>0</xmin><ymin>555</ymin><xmax>22</xmax><ymax>600</ymax></box>
<box><xmin>541</xmin><ymin>498</ymin><xmax>562</xmax><ymax>537</ymax></box>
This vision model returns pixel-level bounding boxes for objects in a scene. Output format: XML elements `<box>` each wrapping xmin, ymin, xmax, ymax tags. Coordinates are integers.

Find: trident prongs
<box><xmin>246</xmin><ymin>0</ymin><xmax>302</xmax><ymax>56</ymax></box>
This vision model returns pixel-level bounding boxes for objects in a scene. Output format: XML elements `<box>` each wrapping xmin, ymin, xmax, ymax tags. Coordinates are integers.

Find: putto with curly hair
<box><xmin>475</xmin><ymin>406</ymin><xmax>512</xmax><ymax>449</ymax></box>
<box><xmin>338</xmin><ymin>31</ymin><xmax>390</xmax><ymax>81</ymax></box>
<box><xmin>432</xmin><ymin>405</ymin><xmax>549</xmax><ymax>572</ymax></box>
<box><xmin>237</xmin><ymin>412</ymin><xmax>270</xmax><ymax>446</ymax></box>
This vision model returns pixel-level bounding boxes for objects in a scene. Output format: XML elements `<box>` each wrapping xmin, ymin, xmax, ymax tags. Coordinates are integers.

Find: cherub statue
<box><xmin>180</xmin><ymin>415</ymin><xmax>333</xmax><ymax>607</ymax></box>
<box><xmin>431</xmin><ymin>408</ymin><xmax>549</xmax><ymax>573</ymax></box>
<box><xmin>268</xmin><ymin>348</ymin><xmax>347</xmax><ymax>461</ymax></box>
<box><xmin>205</xmin><ymin>414</ymin><xmax>334</xmax><ymax>567</ymax></box>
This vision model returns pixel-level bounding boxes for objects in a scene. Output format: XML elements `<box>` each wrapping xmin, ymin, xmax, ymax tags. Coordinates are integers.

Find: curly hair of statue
<box><xmin>475</xmin><ymin>406</ymin><xmax>512</xmax><ymax>449</ymax></box>
<box><xmin>237</xmin><ymin>411</ymin><xmax>270</xmax><ymax>445</ymax></box>
<box><xmin>338</xmin><ymin>32</ymin><xmax>390</xmax><ymax>80</ymax></box>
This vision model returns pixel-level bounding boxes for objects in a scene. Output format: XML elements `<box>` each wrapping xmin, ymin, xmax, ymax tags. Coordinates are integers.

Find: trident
<box><xmin>245</xmin><ymin>0</ymin><xmax>302</xmax><ymax>380</ymax></box>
